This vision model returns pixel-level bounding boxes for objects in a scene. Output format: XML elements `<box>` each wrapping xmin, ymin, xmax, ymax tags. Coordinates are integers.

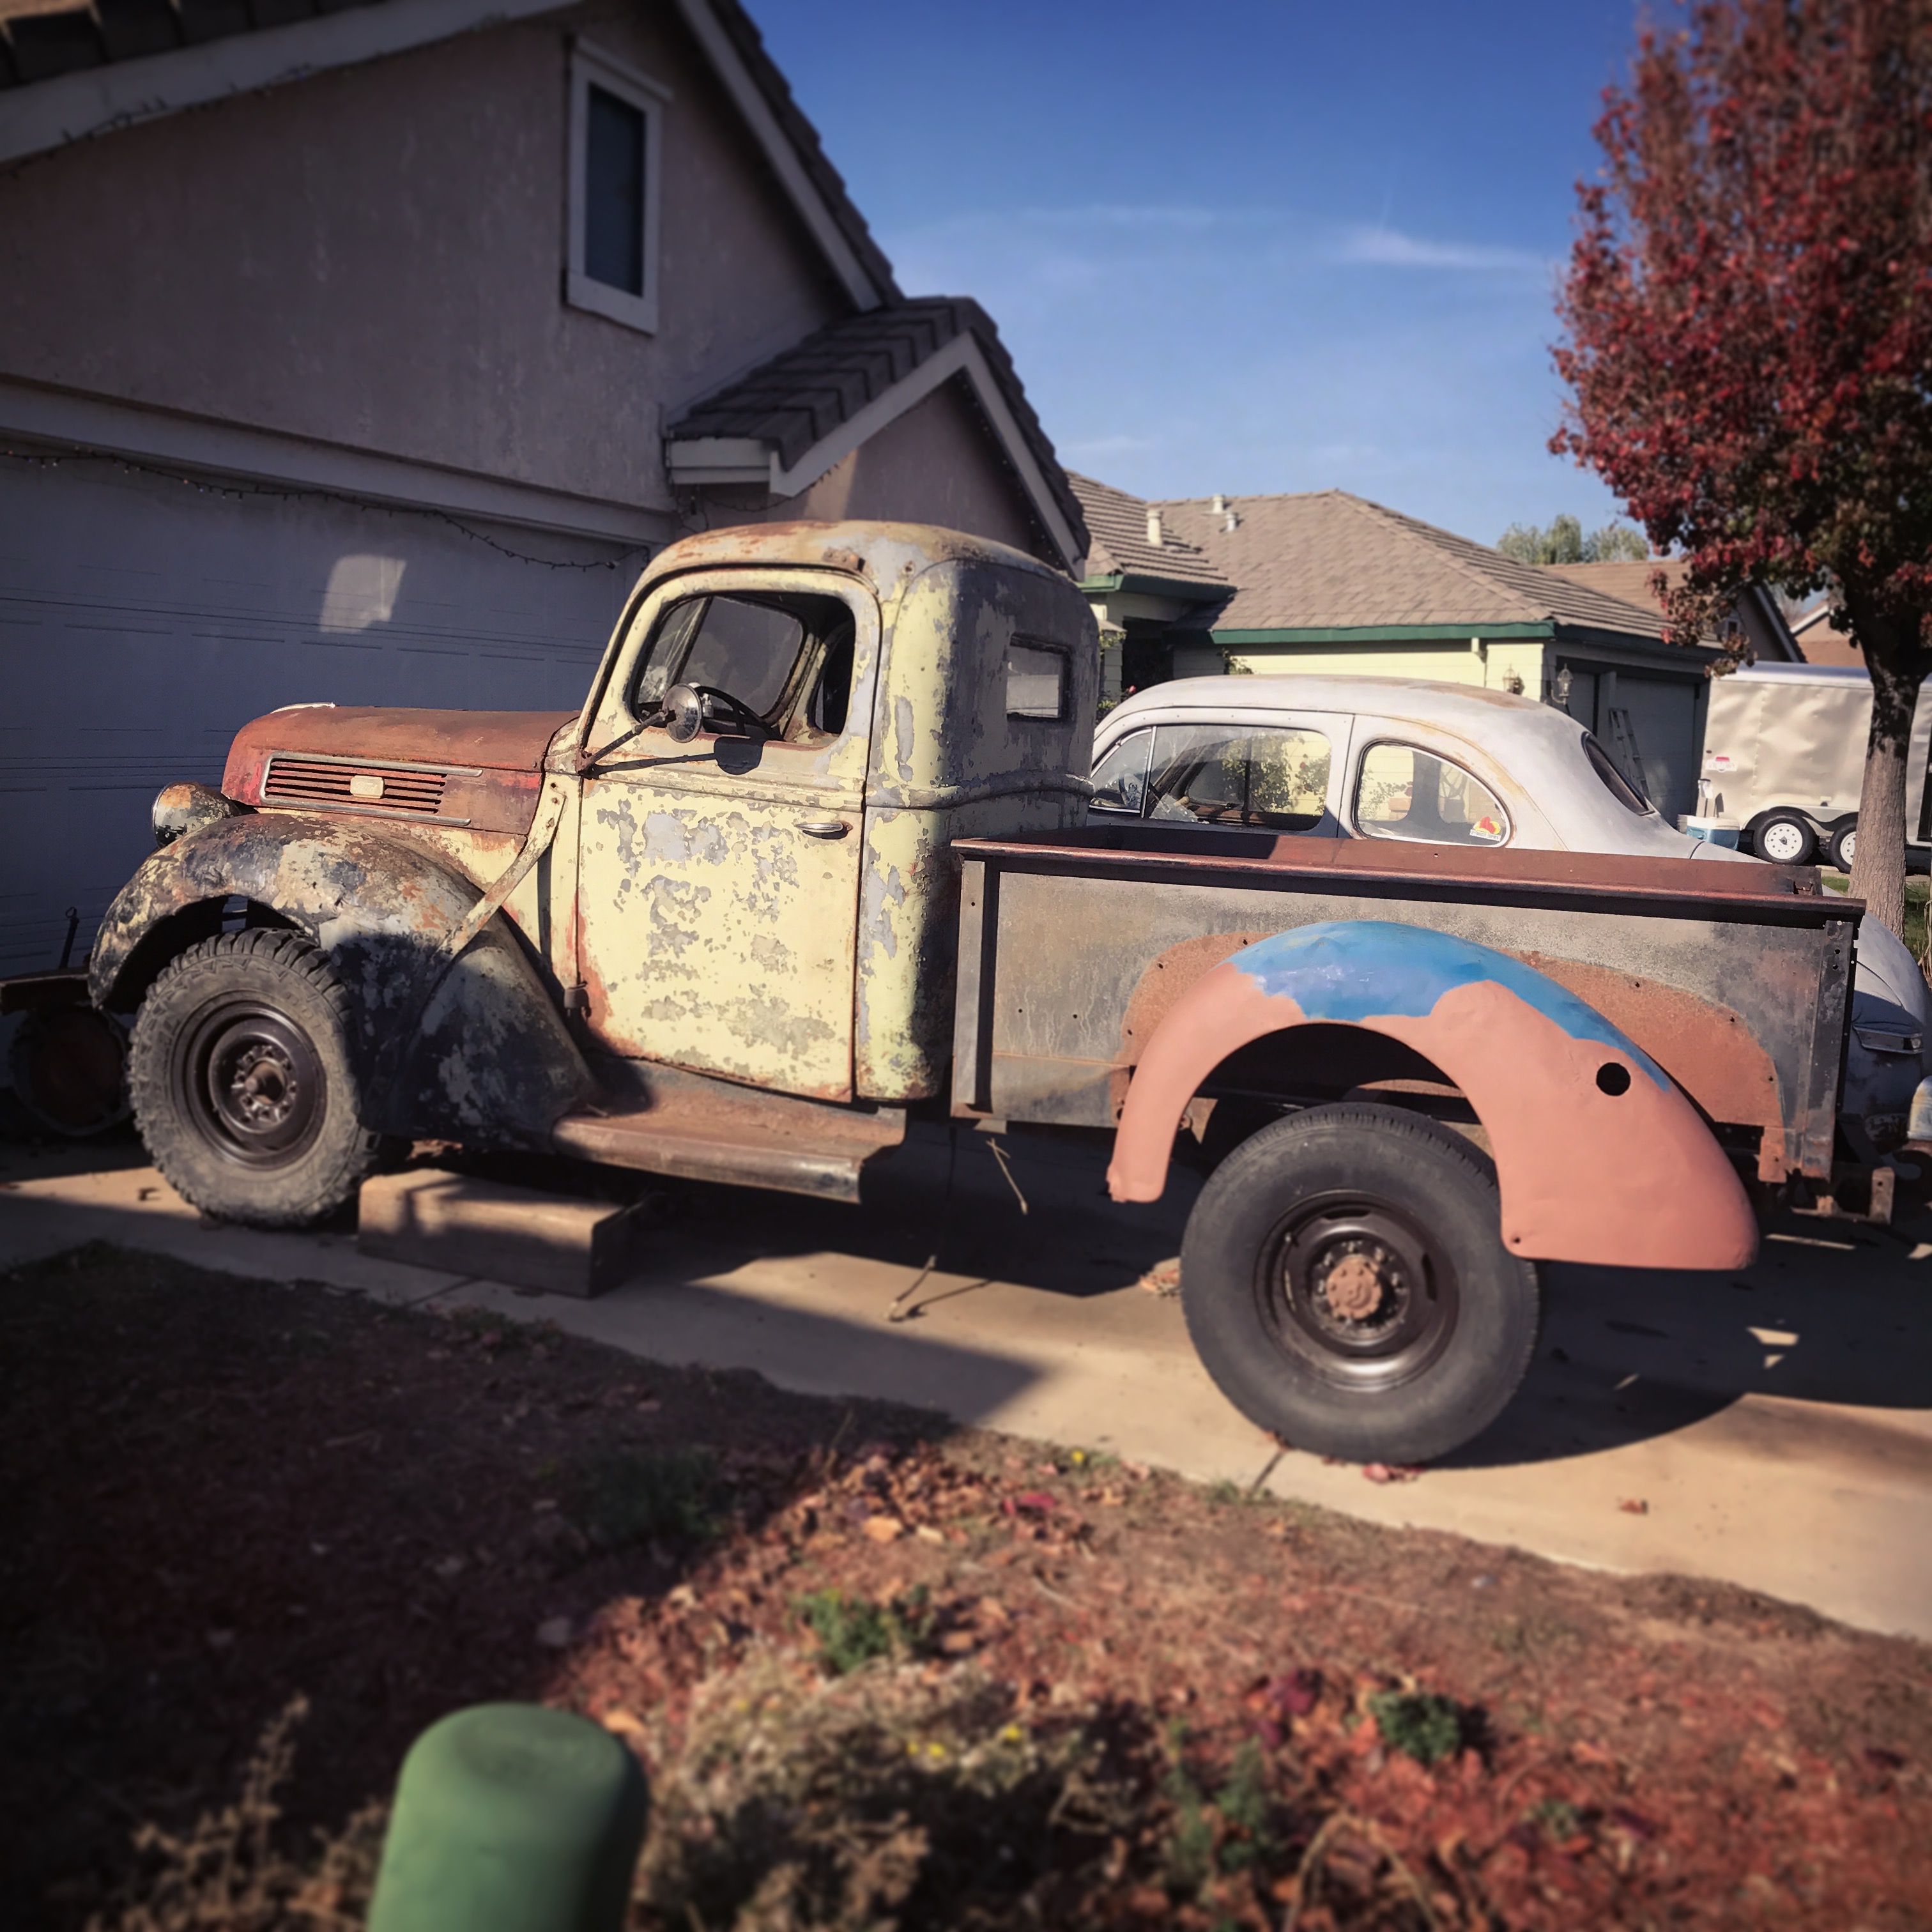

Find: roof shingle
<box><xmin>671</xmin><ymin>297</ymin><xmax>1089</xmax><ymax>562</ymax></box>
<box><xmin>1073</xmin><ymin>482</ymin><xmax>1675</xmax><ymax>638</ymax></box>
<box><xmin>1070</xmin><ymin>472</ymin><xmax>1230</xmax><ymax>591</ymax></box>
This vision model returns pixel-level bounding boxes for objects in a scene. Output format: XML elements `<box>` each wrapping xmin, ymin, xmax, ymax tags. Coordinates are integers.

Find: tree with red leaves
<box><xmin>1552</xmin><ymin>0</ymin><xmax>1932</xmax><ymax>938</ymax></box>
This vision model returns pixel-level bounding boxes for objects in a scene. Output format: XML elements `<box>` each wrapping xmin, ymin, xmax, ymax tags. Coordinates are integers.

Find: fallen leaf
<box><xmin>1618</xmin><ymin>1498</ymin><xmax>1650</xmax><ymax>1515</ymax></box>
<box><xmin>862</xmin><ymin>1515</ymin><xmax>905</xmax><ymax>1543</ymax></box>
<box><xmin>600</xmin><ymin>1706</ymin><xmax>648</xmax><ymax>1744</ymax></box>
<box><xmin>914</xmin><ymin>1524</ymin><xmax>946</xmax><ymax>1545</ymax></box>
<box><xmin>1363</xmin><ymin>1462</ymin><xmax>1423</xmax><ymax>1484</ymax></box>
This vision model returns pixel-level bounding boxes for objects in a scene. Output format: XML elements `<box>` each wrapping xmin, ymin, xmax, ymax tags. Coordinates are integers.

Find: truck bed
<box><xmin>951</xmin><ymin>826</ymin><xmax>1856</xmax><ymax>1183</ymax></box>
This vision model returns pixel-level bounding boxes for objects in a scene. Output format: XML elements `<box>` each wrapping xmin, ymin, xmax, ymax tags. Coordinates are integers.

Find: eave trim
<box><xmin>668</xmin><ymin>330</ymin><xmax>1083</xmax><ymax>572</ymax></box>
<box><xmin>0</xmin><ymin>0</ymin><xmax>568</xmax><ymax>167</ymax></box>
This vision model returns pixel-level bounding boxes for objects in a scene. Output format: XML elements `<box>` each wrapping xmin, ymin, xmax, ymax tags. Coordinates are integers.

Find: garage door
<box><xmin>0</xmin><ymin>456</ymin><xmax>636</xmax><ymax>977</ymax></box>
<box><xmin>1604</xmin><ymin>675</ymin><xmax>1699</xmax><ymax>829</ymax></box>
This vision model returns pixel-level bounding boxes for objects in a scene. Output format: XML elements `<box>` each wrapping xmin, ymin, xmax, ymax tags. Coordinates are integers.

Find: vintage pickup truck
<box><xmin>90</xmin><ymin>522</ymin><xmax>1875</xmax><ymax>1462</ymax></box>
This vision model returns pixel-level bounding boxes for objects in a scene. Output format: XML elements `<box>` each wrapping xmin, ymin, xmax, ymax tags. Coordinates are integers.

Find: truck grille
<box><xmin>263</xmin><ymin>758</ymin><xmax>447</xmax><ymax>816</ymax></box>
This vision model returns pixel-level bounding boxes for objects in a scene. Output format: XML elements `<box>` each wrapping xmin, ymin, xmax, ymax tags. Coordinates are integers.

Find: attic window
<box><xmin>567</xmin><ymin>43</ymin><xmax>669</xmax><ymax>335</ymax></box>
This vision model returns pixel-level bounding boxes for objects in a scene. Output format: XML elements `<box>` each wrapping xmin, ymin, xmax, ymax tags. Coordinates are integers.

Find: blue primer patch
<box><xmin>1229</xmin><ymin>920</ymin><xmax>1667</xmax><ymax>1090</ymax></box>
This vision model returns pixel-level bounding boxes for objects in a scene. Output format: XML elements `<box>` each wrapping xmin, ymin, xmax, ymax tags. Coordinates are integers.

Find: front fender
<box><xmin>1108</xmin><ymin>920</ymin><xmax>1757</xmax><ymax>1272</ymax></box>
<box><xmin>89</xmin><ymin>815</ymin><xmax>591</xmax><ymax>1143</ymax></box>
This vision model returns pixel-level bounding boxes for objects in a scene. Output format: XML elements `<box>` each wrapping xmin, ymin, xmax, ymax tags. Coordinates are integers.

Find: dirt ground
<box><xmin>3</xmin><ymin>1242</ymin><xmax>1930</xmax><ymax>1931</ymax></box>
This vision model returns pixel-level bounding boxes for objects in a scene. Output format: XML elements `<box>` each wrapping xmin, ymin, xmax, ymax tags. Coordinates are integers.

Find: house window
<box><xmin>567</xmin><ymin>43</ymin><xmax>669</xmax><ymax>334</ymax></box>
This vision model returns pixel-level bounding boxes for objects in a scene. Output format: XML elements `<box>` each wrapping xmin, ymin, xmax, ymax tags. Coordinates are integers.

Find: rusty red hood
<box><xmin>223</xmin><ymin>706</ymin><xmax>576</xmax><ymax>836</ymax></box>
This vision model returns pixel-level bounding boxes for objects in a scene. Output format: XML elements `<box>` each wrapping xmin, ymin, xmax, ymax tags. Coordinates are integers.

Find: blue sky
<box><xmin>751</xmin><ymin>0</ymin><xmax>1660</xmax><ymax>548</ymax></box>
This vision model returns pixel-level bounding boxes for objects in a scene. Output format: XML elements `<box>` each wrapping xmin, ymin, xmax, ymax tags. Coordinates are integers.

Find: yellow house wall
<box><xmin>1206</xmin><ymin>641</ymin><xmax>1548</xmax><ymax>695</ymax></box>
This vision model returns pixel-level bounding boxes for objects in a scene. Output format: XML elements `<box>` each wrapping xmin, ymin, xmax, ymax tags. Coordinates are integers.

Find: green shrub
<box><xmin>572</xmin><ymin>1445</ymin><xmax>722</xmax><ymax>1549</ymax></box>
<box><xmin>795</xmin><ymin>1585</ymin><xmax>935</xmax><ymax>1675</ymax></box>
<box><xmin>1367</xmin><ymin>1689</ymin><xmax>1462</xmax><ymax>1766</ymax></box>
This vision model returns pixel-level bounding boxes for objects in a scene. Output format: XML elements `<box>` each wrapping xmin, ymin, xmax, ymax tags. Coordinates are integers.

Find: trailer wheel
<box><xmin>1828</xmin><ymin>821</ymin><xmax>1857</xmax><ymax>871</ymax></box>
<box><xmin>128</xmin><ymin>929</ymin><xmax>383</xmax><ymax>1227</ymax></box>
<box><xmin>1756</xmin><ymin>811</ymin><xmax>1817</xmax><ymax>866</ymax></box>
<box><xmin>1179</xmin><ymin>1103</ymin><xmax>1540</xmax><ymax>1464</ymax></box>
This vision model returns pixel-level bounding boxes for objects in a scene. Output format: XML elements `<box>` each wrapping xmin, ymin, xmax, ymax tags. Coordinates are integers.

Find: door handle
<box><xmin>795</xmin><ymin>818</ymin><xmax>849</xmax><ymax>839</ymax></box>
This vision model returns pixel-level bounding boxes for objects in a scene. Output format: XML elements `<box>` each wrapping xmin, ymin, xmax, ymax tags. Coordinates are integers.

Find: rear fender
<box><xmin>1107</xmin><ymin>919</ymin><xmax>1757</xmax><ymax>1271</ymax></box>
<box><xmin>89</xmin><ymin>816</ymin><xmax>591</xmax><ymax>1143</ymax></box>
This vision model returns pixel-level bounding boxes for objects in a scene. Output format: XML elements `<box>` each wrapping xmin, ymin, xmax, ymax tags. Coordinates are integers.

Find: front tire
<box><xmin>1179</xmin><ymin>1103</ymin><xmax>1540</xmax><ymax>1464</ymax></box>
<box><xmin>128</xmin><ymin>929</ymin><xmax>383</xmax><ymax>1227</ymax></box>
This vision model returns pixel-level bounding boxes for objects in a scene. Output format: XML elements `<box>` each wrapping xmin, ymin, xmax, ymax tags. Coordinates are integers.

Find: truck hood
<box><xmin>223</xmin><ymin>705</ymin><xmax>575</xmax><ymax>836</ymax></box>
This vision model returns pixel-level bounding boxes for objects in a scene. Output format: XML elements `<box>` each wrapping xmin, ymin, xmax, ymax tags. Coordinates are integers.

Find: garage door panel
<box><xmin>0</xmin><ymin>457</ymin><xmax>632</xmax><ymax>976</ymax></box>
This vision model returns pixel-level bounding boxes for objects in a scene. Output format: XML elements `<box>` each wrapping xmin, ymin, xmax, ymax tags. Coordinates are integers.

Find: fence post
<box><xmin>367</xmin><ymin>1704</ymin><xmax>648</xmax><ymax>1932</ymax></box>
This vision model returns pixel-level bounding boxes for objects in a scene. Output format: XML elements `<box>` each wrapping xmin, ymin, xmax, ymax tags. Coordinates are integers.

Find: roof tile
<box><xmin>1073</xmin><ymin>482</ymin><xmax>1674</xmax><ymax>638</ymax></box>
<box><xmin>671</xmin><ymin>297</ymin><xmax>1089</xmax><ymax>561</ymax></box>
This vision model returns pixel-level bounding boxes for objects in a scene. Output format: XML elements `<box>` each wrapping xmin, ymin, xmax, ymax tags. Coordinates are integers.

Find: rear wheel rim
<box><xmin>172</xmin><ymin>997</ymin><xmax>326</xmax><ymax>1167</ymax></box>
<box><xmin>1252</xmin><ymin>1190</ymin><xmax>1459</xmax><ymax>1392</ymax></box>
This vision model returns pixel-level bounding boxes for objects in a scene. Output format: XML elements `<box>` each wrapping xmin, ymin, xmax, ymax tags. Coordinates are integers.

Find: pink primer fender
<box><xmin>1107</xmin><ymin>922</ymin><xmax>1758</xmax><ymax>1273</ymax></box>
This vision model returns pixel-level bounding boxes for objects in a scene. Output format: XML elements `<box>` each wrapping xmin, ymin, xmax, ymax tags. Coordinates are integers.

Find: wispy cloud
<box><xmin>1338</xmin><ymin>225</ymin><xmax>1549</xmax><ymax>272</ymax></box>
<box><xmin>1063</xmin><ymin>432</ymin><xmax>1162</xmax><ymax>459</ymax></box>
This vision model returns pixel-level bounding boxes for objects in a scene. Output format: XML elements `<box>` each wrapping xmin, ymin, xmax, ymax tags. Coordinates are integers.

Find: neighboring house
<box><xmin>0</xmin><ymin>0</ymin><xmax>1085</xmax><ymax>974</ymax></box>
<box><xmin>1540</xmin><ymin>560</ymin><xmax>1802</xmax><ymax>665</ymax></box>
<box><xmin>1071</xmin><ymin>478</ymin><xmax>1722</xmax><ymax>827</ymax></box>
<box><xmin>1788</xmin><ymin>600</ymin><xmax>1864</xmax><ymax>670</ymax></box>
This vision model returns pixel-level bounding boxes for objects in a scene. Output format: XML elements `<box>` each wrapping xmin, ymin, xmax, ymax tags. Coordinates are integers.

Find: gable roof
<box><xmin>0</xmin><ymin>0</ymin><xmax>898</xmax><ymax>308</ymax></box>
<box><xmin>1070</xmin><ymin>472</ymin><xmax>1229</xmax><ymax>592</ymax></box>
<box><xmin>668</xmin><ymin>297</ymin><xmax>1089</xmax><ymax>572</ymax></box>
<box><xmin>1134</xmin><ymin>488</ymin><xmax>1671</xmax><ymax>638</ymax></box>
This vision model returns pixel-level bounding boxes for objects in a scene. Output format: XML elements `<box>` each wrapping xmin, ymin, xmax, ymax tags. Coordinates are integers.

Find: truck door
<box><xmin>573</xmin><ymin>569</ymin><xmax>877</xmax><ymax>1101</ymax></box>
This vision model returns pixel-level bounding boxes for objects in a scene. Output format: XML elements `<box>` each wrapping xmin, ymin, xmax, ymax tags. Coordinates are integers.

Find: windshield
<box><xmin>1583</xmin><ymin>734</ymin><xmax>1652</xmax><ymax>815</ymax></box>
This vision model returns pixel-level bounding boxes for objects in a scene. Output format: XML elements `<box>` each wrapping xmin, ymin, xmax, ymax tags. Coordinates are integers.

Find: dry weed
<box><xmin>85</xmin><ymin>1700</ymin><xmax>385</xmax><ymax>1932</ymax></box>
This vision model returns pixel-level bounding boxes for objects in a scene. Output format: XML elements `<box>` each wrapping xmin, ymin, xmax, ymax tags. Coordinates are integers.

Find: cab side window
<box><xmin>629</xmin><ymin>592</ymin><xmax>855</xmax><ymax>744</ymax></box>
<box><xmin>1145</xmin><ymin>724</ymin><xmax>1331</xmax><ymax>831</ymax></box>
<box><xmin>1353</xmin><ymin>742</ymin><xmax>1509</xmax><ymax>846</ymax></box>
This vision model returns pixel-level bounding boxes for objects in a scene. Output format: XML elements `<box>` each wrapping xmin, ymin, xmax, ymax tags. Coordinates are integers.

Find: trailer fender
<box><xmin>1108</xmin><ymin>920</ymin><xmax>1757</xmax><ymax>1271</ymax></box>
<box><xmin>88</xmin><ymin>815</ymin><xmax>592</xmax><ymax>1143</ymax></box>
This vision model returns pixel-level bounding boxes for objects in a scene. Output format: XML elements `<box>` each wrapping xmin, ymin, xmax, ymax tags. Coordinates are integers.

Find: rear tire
<box><xmin>128</xmin><ymin>929</ymin><xmax>383</xmax><ymax>1227</ymax></box>
<box><xmin>1179</xmin><ymin>1103</ymin><xmax>1540</xmax><ymax>1464</ymax></box>
<box><xmin>1756</xmin><ymin>810</ymin><xmax>1817</xmax><ymax>866</ymax></box>
<box><xmin>1828</xmin><ymin>821</ymin><xmax>1857</xmax><ymax>871</ymax></box>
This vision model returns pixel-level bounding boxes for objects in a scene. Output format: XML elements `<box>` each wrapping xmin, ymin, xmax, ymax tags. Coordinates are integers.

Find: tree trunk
<box><xmin>1842</xmin><ymin>591</ymin><xmax>1930</xmax><ymax>947</ymax></box>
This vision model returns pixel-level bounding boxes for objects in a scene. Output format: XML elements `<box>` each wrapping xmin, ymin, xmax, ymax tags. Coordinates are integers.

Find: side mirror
<box><xmin>661</xmin><ymin>684</ymin><xmax>704</xmax><ymax>744</ymax></box>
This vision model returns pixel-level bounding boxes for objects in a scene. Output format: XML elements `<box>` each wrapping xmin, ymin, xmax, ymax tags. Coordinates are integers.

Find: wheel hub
<box><xmin>1259</xmin><ymin>1194</ymin><xmax>1460</xmax><ymax>1391</ymax></box>
<box><xmin>1315</xmin><ymin>1245</ymin><xmax>1398</xmax><ymax>1323</ymax></box>
<box><xmin>227</xmin><ymin>1042</ymin><xmax>298</xmax><ymax>1127</ymax></box>
<box><xmin>173</xmin><ymin>998</ymin><xmax>326</xmax><ymax>1167</ymax></box>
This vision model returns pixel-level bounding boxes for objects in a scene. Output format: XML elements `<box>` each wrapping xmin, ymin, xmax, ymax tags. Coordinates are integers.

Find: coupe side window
<box><xmin>1146</xmin><ymin>724</ymin><xmax>1331</xmax><ymax>831</ymax></box>
<box><xmin>1354</xmin><ymin>742</ymin><xmax>1509</xmax><ymax>847</ymax></box>
<box><xmin>1090</xmin><ymin>730</ymin><xmax>1153</xmax><ymax>815</ymax></box>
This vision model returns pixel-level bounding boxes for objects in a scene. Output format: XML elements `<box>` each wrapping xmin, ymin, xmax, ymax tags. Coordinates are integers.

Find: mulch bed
<box><xmin>2</xmin><ymin>1241</ymin><xmax>1929</xmax><ymax>1929</ymax></box>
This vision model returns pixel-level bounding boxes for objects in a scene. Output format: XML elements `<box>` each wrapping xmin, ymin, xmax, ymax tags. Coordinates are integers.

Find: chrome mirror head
<box><xmin>662</xmin><ymin>684</ymin><xmax>704</xmax><ymax>744</ymax></box>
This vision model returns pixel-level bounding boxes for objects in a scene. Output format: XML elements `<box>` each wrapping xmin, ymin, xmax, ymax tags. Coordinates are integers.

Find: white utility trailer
<box><xmin>1689</xmin><ymin>664</ymin><xmax>1932</xmax><ymax>872</ymax></box>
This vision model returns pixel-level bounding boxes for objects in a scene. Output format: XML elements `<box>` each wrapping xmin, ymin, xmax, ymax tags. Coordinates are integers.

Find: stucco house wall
<box><xmin>0</xmin><ymin>6</ymin><xmax>843</xmax><ymax>516</ymax></box>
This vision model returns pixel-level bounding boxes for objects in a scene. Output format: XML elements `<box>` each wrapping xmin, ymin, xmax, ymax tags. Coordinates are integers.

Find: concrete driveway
<box><xmin>4</xmin><ymin>1124</ymin><xmax>1929</xmax><ymax>1641</ymax></box>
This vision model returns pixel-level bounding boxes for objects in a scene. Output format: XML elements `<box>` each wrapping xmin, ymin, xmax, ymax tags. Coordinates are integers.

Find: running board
<box><xmin>552</xmin><ymin>1068</ymin><xmax>905</xmax><ymax>1204</ymax></box>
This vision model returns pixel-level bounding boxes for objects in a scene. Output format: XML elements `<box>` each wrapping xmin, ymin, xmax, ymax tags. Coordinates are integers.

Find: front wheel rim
<box><xmin>1254</xmin><ymin>1191</ymin><xmax>1459</xmax><ymax>1392</ymax></box>
<box><xmin>1762</xmin><ymin>820</ymin><xmax>1808</xmax><ymax>862</ymax></box>
<box><xmin>172</xmin><ymin>997</ymin><xmax>326</xmax><ymax>1167</ymax></box>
